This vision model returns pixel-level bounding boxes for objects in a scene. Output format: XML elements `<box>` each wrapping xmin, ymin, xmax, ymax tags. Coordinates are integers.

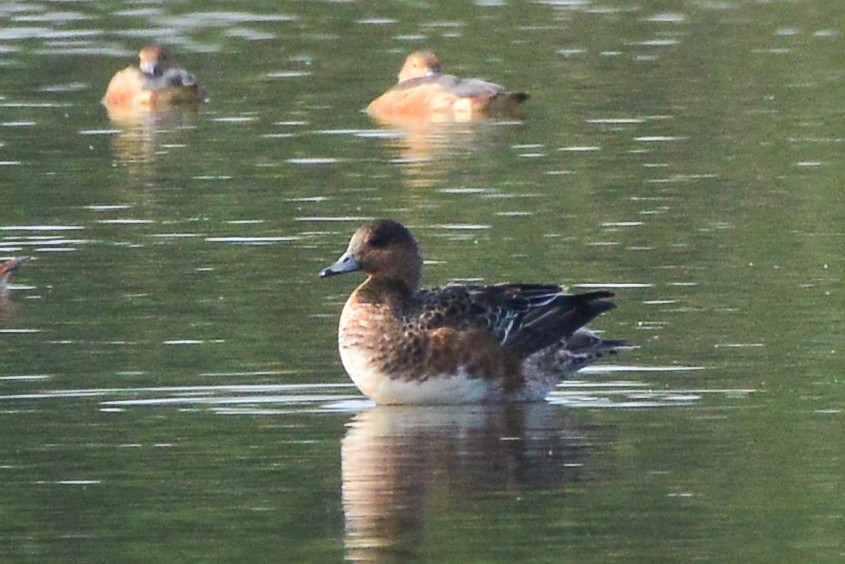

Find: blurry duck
<box><xmin>366</xmin><ymin>51</ymin><xmax>528</xmax><ymax>122</ymax></box>
<box><xmin>103</xmin><ymin>45</ymin><xmax>204</xmax><ymax>110</ymax></box>
<box><xmin>0</xmin><ymin>257</ymin><xmax>31</xmax><ymax>299</ymax></box>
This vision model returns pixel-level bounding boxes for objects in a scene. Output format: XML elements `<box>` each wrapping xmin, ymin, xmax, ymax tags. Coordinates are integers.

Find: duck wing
<box><xmin>410</xmin><ymin>284</ymin><xmax>614</xmax><ymax>358</ymax></box>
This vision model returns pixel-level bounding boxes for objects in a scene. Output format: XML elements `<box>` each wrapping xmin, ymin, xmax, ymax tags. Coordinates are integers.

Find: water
<box><xmin>2</xmin><ymin>0</ymin><xmax>844</xmax><ymax>561</ymax></box>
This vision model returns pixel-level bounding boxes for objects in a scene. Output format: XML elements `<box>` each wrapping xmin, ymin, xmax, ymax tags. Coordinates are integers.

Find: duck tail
<box><xmin>507</xmin><ymin>291</ymin><xmax>616</xmax><ymax>358</ymax></box>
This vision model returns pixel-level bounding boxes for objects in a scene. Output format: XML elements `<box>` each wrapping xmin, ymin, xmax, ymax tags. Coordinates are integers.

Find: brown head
<box><xmin>138</xmin><ymin>45</ymin><xmax>170</xmax><ymax>77</ymax></box>
<box><xmin>320</xmin><ymin>220</ymin><xmax>423</xmax><ymax>292</ymax></box>
<box><xmin>397</xmin><ymin>51</ymin><xmax>442</xmax><ymax>83</ymax></box>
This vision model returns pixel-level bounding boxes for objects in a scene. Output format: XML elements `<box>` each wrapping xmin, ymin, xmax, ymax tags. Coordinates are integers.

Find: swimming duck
<box><xmin>320</xmin><ymin>220</ymin><xmax>623</xmax><ymax>404</ymax></box>
<box><xmin>366</xmin><ymin>51</ymin><xmax>528</xmax><ymax>121</ymax></box>
<box><xmin>103</xmin><ymin>45</ymin><xmax>204</xmax><ymax>109</ymax></box>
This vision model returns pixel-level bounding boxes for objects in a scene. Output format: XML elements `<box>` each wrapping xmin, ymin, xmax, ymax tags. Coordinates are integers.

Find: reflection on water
<box><xmin>98</xmin><ymin>381</ymin><xmax>359</xmax><ymax>414</ymax></box>
<box><xmin>99</xmin><ymin>106</ymin><xmax>201</xmax><ymax>171</ymax></box>
<box><xmin>342</xmin><ymin>404</ymin><xmax>590</xmax><ymax>561</ymax></box>
<box><xmin>367</xmin><ymin>117</ymin><xmax>526</xmax><ymax>188</ymax></box>
<box><xmin>0</xmin><ymin>368</ymin><xmax>753</xmax><ymax>413</ymax></box>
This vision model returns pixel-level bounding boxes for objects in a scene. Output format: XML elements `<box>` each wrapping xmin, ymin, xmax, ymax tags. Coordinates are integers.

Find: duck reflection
<box><xmin>369</xmin><ymin>116</ymin><xmax>523</xmax><ymax>188</ymax></box>
<box><xmin>106</xmin><ymin>106</ymin><xmax>200</xmax><ymax>172</ymax></box>
<box><xmin>342</xmin><ymin>403</ymin><xmax>591</xmax><ymax>560</ymax></box>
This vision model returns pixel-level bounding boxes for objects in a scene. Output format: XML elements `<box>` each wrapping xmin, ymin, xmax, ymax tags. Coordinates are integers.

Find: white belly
<box><xmin>339</xmin><ymin>345</ymin><xmax>491</xmax><ymax>405</ymax></box>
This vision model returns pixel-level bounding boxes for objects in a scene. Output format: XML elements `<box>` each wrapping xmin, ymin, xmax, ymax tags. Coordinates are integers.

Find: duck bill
<box><xmin>320</xmin><ymin>251</ymin><xmax>362</xmax><ymax>278</ymax></box>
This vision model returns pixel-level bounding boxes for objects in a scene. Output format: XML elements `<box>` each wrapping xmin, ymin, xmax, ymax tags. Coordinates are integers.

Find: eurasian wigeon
<box><xmin>366</xmin><ymin>51</ymin><xmax>528</xmax><ymax>121</ymax></box>
<box><xmin>320</xmin><ymin>220</ymin><xmax>623</xmax><ymax>405</ymax></box>
<box><xmin>0</xmin><ymin>256</ymin><xmax>31</xmax><ymax>298</ymax></box>
<box><xmin>103</xmin><ymin>45</ymin><xmax>204</xmax><ymax>109</ymax></box>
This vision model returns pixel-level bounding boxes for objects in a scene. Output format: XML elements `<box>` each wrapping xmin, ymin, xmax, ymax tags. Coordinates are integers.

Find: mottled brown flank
<box><xmin>344</xmin><ymin>280</ymin><xmax>524</xmax><ymax>391</ymax></box>
<box><xmin>426</xmin><ymin>328</ymin><xmax>523</xmax><ymax>392</ymax></box>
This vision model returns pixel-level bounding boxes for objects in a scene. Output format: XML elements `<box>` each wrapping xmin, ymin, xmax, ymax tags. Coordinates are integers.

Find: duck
<box><xmin>0</xmin><ymin>256</ymin><xmax>31</xmax><ymax>298</ymax></box>
<box><xmin>103</xmin><ymin>45</ymin><xmax>204</xmax><ymax>109</ymax></box>
<box><xmin>366</xmin><ymin>51</ymin><xmax>528</xmax><ymax>122</ymax></box>
<box><xmin>320</xmin><ymin>220</ymin><xmax>624</xmax><ymax>405</ymax></box>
